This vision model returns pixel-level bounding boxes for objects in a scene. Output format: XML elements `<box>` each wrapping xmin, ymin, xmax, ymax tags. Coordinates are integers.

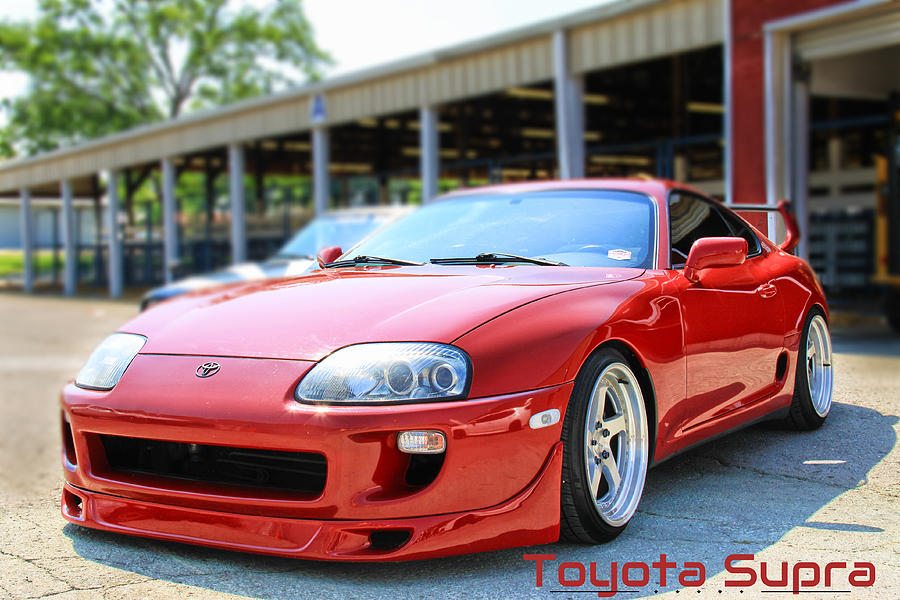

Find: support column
<box><xmin>763</xmin><ymin>29</ymin><xmax>792</xmax><ymax>240</ymax></box>
<box><xmin>791</xmin><ymin>73</ymin><xmax>810</xmax><ymax>260</ymax></box>
<box><xmin>419</xmin><ymin>106</ymin><xmax>439</xmax><ymax>203</ymax></box>
<box><xmin>106</xmin><ymin>171</ymin><xmax>123</xmax><ymax>298</ymax></box>
<box><xmin>19</xmin><ymin>189</ymin><xmax>34</xmax><ymax>293</ymax></box>
<box><xmin>160</xmin><ymin>157</ymin><xmax>178</xmax><ymax>283</ymax></box>
<box><xmin>722</xmin><ymin>0</ymin><xmax>733</xmax><ymax>204</ymax></box>
<box><xmin>60</xmin><ymin>180</ymin><xmax>76</xmax><ymax>296</ymax></box>
<box><xmin>553</xmin><ymin>29</ymin><xmax>585</xmax><ymax>180</ymax></box>
<box><xmin>228</xmin><ymin>143</ymin><xmax>247</xmax><ymax>264</ymax></box>
<box><xmin>312</xmin><ymin>127</ymin><xmax>330</xmax><ymax>215</ymax></box>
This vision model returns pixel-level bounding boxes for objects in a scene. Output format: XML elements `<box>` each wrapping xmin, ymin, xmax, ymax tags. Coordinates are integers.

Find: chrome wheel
<box><xmin>582</xmin><ymin>362</ymin><xmax>649</xmax><ymax>527</ymax></box>
<box><xmin>805</xmin><ymin>314</ymin><xmax>833</xmax><ymax>417</ymax></box>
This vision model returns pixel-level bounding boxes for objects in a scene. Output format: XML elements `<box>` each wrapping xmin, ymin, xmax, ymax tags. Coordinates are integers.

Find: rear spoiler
<box><xmin>728</xmin><ymin>199</ymin><xmax>799</xmax><ymax>254</ymax></box>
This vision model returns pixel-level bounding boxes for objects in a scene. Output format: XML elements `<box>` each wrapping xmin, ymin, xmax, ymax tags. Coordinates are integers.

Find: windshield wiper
<box><xmin>430</xmin><ymin>252</ymin><xmax>567</xmax><ymax>266</ymax></box>
<box><xmin>323</xmin><ymin>255</ymin><xmax>424</xmax><ymax>268</ymax></box>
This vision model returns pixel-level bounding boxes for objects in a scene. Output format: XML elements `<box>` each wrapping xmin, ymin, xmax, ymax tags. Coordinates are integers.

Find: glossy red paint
<box><xmin>683</xmin><ymin>237</ymin><xmax>748</xmax><ymax>282</ymax></box>
<box><xmin>61</xmin><ymin>178</ymin><xmax>827</xmax><ymax>560</ymax></box>
<box><xmin>776</xmin><ymin>199</ymin><xmax>801</xmax><ymax>254</ymax></box>
<box><xmin>316</xmin><ymin>245</ymin><xmax>343</xmax><ymax>268</ymax></box>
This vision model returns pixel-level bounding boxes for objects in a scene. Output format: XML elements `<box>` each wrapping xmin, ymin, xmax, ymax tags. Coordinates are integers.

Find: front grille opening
<box><xmin>405</xmin><ymin>453</ymin><xmax>444</xmax><ymax>487</ymax></box>
<box><xmin>99</xmin><ymin>435</ymin><xmax>326</xmax><ymax>495</ymax></box>
<box><xmin>369</xmin><ymin>529</ymin><xmax>412</xmax><ymax>551</ymax></box>
<box><xmin>61</xmin><ymin>415</ymin><xmax>77</xmax><ymax>466</ymax></box>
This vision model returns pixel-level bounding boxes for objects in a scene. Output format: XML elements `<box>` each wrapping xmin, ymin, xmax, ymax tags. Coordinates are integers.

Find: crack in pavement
<box><xmin>704</xmin><ymin>454</ymin><xmax>864</xmax><ymax>490</ymax></box>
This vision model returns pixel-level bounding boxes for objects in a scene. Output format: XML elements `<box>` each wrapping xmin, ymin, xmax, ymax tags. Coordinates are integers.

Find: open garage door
<box><xmin>764</xmin><ymin>1</ymin><xmax>900</xmax><ymax>316</ymax></box>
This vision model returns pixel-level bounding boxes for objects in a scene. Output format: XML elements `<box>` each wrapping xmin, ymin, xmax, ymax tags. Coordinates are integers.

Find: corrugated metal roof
<box><xmin>0</xmin><ymin>0</ymin><xmax>724</xmax><ymax>193</ymax></box>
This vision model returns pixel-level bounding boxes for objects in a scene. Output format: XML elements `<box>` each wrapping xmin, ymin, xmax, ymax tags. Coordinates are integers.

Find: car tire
<box><xmin>560</xmin><ymin>348</ymin><xmax>650</xmax><ymax>543</ymax></box>
<box><xmin>785</xmin><ymin>308</ymin><xmax>834</xmax><ymax>430</ymax></box>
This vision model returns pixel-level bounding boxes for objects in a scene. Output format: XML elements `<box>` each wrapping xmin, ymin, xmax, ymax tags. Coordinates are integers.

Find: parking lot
<box><xmin>0</xmin><ymin>291</ymin><xmax>897</xmax><ymax>599</ymax></box>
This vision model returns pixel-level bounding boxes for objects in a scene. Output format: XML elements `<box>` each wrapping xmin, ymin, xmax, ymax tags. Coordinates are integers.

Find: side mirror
<box><xmin>316</xmin><ymin>246</ymin><xmax>343</xmax><ymax>268</ymax></box>
<box><xmin>684</xmin><ymin>237</ymin><xmax>747</xmax><ymax>283</ymax></box>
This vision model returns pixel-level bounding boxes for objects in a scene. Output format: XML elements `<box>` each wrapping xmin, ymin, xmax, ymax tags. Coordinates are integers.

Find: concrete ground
<box><xmin>0</xmin><ymin>292</ymin><xmax>897</xmax><ymax>599</ymax></box>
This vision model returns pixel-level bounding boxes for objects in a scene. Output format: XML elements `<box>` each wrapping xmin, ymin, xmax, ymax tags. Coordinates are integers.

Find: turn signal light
<box><xmin>397</xmin><ymin>430</ymin><xmax>446</xmax><ymax>454</ymax></box>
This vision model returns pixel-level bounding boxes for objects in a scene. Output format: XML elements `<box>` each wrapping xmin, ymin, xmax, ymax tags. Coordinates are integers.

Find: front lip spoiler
<box><xmin>62</xmin><ymin>442</ymin><xmax>563</xmax><ymax>561</ymax></box>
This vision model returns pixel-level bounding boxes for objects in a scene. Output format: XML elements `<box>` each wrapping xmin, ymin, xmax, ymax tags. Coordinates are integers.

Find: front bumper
<box><xmin>61</xmin><ymin>441</ymin><xmax>561</xmax><ymax>561</ymax></box>
<box><xmin>61</xmin><ymin>354</ymin><xmax>570</xmax><ymax>559</ymax></box>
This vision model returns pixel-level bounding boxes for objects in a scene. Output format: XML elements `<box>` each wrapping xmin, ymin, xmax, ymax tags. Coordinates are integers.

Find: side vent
<box><xmin>776</xmin><ymin>352</ymin><xmax>788</xmax><ymax>380</ymax></box>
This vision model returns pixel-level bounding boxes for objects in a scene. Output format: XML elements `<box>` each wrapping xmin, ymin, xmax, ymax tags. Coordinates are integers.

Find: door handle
<box><xmin>757</xmin><ymin>283</ymin><xmax>777</xmax><ymax>299</ymax></box>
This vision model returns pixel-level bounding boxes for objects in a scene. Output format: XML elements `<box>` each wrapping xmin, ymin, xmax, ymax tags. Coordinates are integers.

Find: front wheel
<box><xmin>785</xmin><ymin>309</ymin><xmax>834</xmax><ymax>430</ymax></box>
<box><xmin>560</xmin><ymin>349</ymin><xmax>650</xmax><ymax>543</ymax></box>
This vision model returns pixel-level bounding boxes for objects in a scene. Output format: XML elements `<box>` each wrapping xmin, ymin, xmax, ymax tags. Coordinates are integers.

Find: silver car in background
<box><xmin>140</xmin><ymin>206</ymin><xmax>410</xmax><ymax>310</ymax></box>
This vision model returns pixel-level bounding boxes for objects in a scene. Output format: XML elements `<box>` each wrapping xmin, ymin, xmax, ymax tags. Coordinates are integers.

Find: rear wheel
<box><xmin>785</xmin><ymin>309</ymin><xmax>834</xmax><ymax>430</ymax></box>
<box><xmin>560</xmin><ymin>349</ymin><xmax>650</xmax><ymax>543</ymax></box>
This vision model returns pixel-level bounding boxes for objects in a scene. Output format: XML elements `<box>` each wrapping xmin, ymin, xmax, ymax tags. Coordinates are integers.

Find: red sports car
<box><xmin>60</xmin><ymin>179</ymin><xmax>833</xmax><ymax>561</ymax></box>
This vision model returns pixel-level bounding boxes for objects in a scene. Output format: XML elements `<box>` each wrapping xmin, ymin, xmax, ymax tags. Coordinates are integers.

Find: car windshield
<box><xmin>346</xmin><ymin>190</ymin><xmax>656</xmax><ymax>268</ymax></box>
<box><xmin>276</xmin><ymin>213</ymin><xmax>390</xmax><ymax>259</ymax></box>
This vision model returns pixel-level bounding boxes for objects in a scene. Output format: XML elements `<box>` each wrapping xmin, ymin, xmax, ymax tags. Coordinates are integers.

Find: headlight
<box><xmin>295</xmin><ymin>342</ymin><xmax>470</xmax><ymax>405</ymax></box>
<box><xmin>75</xmin><ymin>333</ymin><xmax>146</xmax><ymax>391</ymax></box>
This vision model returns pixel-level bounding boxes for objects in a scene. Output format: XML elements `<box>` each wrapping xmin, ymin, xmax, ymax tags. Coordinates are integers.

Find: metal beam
<box><xmin>106</xmin><ymin>171</ymin><xmax>123</xmax><ymax>298</ymax></box>
<box><xmin>312</xmin><ymin>127</ymin><xmax>330</xmax><ymax>215</ymax></box>
<box><xmin>19</xmin><ymin>189</ymin><xmax>34</xmax><ymax>293</ymax></box>
<box><xmin>419</xmin><ymin>106</ymin><xmax>440</xmax><ymax>203</ymax></box>
<box><xmin>60</xmin><ymin>180</ymin><xmax>76</xmax><ymax>296</ymax></box>
<box><xmin>160</xmin><ymin>157</ymin><xmax>178</xmax><ymax>283</ymax></box>
<box><xmin>552</xmin><ymin>29</ymin><xmax>585</xmax><ymax>179</ymax></box>
<box><xmin>228</xmin><ymin>143</ymin><xmax>247</xmax><ymax>264</ymax></box>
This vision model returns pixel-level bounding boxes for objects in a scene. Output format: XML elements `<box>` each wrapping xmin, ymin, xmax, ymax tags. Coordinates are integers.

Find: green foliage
<box><xmin>0</xmin><ymin>0</ymin><xmax>330</xmax><ymax>157</ymax></box>
<box><xmin>0</xmin><ymin>248</ymin><xmax>90</xmax><ymax>277</ymax></box>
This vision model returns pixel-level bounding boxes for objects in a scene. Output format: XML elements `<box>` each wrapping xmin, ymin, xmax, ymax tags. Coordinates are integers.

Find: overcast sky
<box><xmin>0</xmin><ymin>0</ymin><xmax>612</xmax><ymax>105</ymax></box>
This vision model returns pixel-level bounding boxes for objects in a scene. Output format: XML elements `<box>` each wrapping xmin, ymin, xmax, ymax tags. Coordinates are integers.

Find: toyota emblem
<box><xmin>196</xmin><ymin>362</ymin><xmax>220</xmax><ymax>378</ymax></box>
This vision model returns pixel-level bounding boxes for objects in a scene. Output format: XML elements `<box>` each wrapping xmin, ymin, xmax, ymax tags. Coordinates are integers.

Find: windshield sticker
<box><xmin>607</xmin><ymin>249</ymin><xmax>632</xmax><ymax>261</ymax></box>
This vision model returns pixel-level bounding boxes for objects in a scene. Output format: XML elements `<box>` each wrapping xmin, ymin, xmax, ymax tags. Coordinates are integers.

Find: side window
<box><xmin>668</xmin><ymin>192</ymin><xmax>732</xmax><ymax>267</ymax></box>
<box><xmin>718</xmin><ymin>207</ymin><xmax>762</xmax><ymax>257</ymax></box>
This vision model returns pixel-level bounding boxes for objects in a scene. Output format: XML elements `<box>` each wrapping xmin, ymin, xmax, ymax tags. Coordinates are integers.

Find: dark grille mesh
<box><xmin>100</xmin><ymin>435</ymin><xmax>326</xmax><ymax>494</ymax></box>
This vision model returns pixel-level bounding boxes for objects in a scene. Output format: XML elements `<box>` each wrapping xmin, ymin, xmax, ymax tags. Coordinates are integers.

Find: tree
<box><xmin>0</xmin><ymin>0</ymin><xmax>330</xmax><ymax>157</ymax></box>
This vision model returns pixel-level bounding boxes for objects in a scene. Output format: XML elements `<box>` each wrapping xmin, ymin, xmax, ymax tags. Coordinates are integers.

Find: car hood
<box><xmin>127</xmin><ymin>265</ymin><xmax>644</xmax><ymax>361</ymax></box>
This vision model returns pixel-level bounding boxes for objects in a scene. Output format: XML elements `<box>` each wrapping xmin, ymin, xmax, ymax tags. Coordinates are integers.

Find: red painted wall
<box><xmin>730</xmin><ymin>0</ymin><xmax>849</xmax><ymax>206</ymax></box>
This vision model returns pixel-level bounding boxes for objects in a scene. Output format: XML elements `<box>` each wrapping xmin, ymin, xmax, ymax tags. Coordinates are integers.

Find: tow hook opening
<box><xmin>369</xmin><ymin>529</ymin><xmax>412</xmax><ymax>551</ymax></box>
<box><xmin>62</xmin><ymin>488</ymin><xmax>84</xmax><ymax>520</ymax></box>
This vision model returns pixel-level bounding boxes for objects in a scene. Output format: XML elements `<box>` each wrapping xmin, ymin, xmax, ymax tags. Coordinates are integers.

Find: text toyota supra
<box><xmin>60</xmin><ymin>179</ymin><xmax>833</xmax><ymax>561</ymax></box>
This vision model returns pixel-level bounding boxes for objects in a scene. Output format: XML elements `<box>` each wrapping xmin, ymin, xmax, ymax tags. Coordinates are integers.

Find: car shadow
<box><xmin>64</xmin><ymin>401</ymin><xmax>896</xmax><ymax>599</ymax></box>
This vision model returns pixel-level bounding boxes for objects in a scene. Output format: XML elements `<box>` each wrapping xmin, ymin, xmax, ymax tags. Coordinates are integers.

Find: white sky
<box><xmin>0</xmin><ymin>0</ymin><xmax>612</xmax><ymax>104</ymax></box>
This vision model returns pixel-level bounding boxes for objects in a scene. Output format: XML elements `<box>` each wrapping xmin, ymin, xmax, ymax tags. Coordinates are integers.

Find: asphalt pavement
<box><xmin>0</xmin><ymin>292</ymin><xmax>897</xmax><ymax>599</ymax></box>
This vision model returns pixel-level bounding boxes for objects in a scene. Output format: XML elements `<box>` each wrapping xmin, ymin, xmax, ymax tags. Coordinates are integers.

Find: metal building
<box><xmin>1</xmin><ymin>0</ymin><xmax>896</xmax><ymax>304</ymax></box>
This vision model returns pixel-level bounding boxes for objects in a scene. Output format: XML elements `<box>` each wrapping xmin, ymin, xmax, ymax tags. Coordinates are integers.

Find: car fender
<box><xmin>772</xmin><ymin>255</ymin><xmax>829</xmax><ymax>335</ymax></box>
<box><xmin>453</xmin><ymin>271</ymin><xmax>685</xmax><ymax>462</ymax></box>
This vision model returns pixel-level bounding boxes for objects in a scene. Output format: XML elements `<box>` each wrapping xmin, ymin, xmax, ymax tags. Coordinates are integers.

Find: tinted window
<box><xmin>347</xmin><ymin>190</ymin><xmax>656</xmax><ymax>268</ymax></box>
<box><xmin>719</xmin><ymin>207</ymin><xmax>761</xmax><ymax>256</ymax></box>
<box><xmin>668</xmin><ymin>192</ymin><xmax>732</xmax><ymax>267</ymax></box>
